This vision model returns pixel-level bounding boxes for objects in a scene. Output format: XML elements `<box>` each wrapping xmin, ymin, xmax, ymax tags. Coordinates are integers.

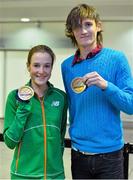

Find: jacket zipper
<box><xmin>40</xmin><ymin>98</ymin><xmax>47</xmax><ymax>180</ymax></box>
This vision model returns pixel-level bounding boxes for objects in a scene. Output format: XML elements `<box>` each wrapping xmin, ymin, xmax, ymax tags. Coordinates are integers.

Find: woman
<box><xmin>3</xmin><ymin>45</ymin><xmax>68</xmax><ymax>179</ymax></box>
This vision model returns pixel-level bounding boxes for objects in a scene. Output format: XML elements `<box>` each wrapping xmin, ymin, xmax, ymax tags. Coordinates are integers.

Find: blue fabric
<box><xmin>61</xmin><ymin>48</ymin><xmax>133</xmax><ymax>153</ymax></box>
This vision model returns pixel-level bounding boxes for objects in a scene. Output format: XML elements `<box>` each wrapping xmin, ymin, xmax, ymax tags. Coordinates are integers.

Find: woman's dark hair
<box><xmin>27</xmin><ymin>45</ymin><xmax>55</xmax><ymax>67</ymax></box>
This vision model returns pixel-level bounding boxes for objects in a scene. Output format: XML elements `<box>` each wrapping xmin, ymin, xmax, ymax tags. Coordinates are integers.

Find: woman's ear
<box><xmin>27</xmin><ymin>63</ymin><xmax>30</xmax><ymax>72</ymax></box>
<box><xmin>97</xmin><ymin>21</ymin><xmax>102</xmax><ymax>32</ymax></box>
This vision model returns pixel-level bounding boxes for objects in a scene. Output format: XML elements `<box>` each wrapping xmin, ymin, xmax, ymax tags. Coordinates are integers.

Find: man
<box><xmin>61</xmin><ymin>4</ymin><xmax>133</xmax><ymax>179</ymax></box>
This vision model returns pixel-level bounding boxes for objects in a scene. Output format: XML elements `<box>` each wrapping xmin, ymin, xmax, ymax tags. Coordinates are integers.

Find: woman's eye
<box><xmin>34</xmin><ymin>64</ymin><xmax>40</xmax><ymax>67</ymax></box>
<box><xmin>45</xmin><ymin>64</ymin><xmax>51</xmax><ymax>68</ymax></box>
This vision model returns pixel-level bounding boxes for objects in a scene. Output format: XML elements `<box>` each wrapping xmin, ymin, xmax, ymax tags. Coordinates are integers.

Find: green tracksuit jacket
<box><xmin>3</xmin><ymin>81</ymin><xmax>68</xmax><ymax>179</ymax></box>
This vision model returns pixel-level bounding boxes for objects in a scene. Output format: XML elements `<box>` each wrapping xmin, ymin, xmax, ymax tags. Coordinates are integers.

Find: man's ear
<box><xmin>97</xmin><ymin>21</ymin><xmax>102</xmax><ymax>32</ymax></box>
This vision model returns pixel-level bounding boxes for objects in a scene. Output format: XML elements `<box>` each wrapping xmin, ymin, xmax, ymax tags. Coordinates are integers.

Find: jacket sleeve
<box><xmin>60</xmin><ymin>93</ymin><xmax>68</xmax><ymax>154</ymax></box>
<box><xmin>104</xmin><ymin>53</ymin><xmax>133</xmax><ymax>114</ymax></box>
<box><xmin>3</xmin><ymin>91</ymin><xmax>32</xmax><ymax>149</ymax></box>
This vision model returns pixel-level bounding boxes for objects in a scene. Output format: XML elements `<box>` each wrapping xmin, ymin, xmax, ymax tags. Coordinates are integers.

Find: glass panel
<box><xmin>5</xmin><ymin>51</ymin><xmax>29</xmax><ymax>99</ymax></box>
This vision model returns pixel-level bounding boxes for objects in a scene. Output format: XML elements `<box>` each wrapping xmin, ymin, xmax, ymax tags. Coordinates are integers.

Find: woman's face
<box><xmin>27</xmin><ymin>52</ymin><xmax>53</xmax><ymax>87</ymax></box>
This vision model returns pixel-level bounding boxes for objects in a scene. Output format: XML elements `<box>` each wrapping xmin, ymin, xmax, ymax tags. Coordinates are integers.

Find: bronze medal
<box><xmin>18</xmin><ymin>86</ymin><xmax>34</xmax><ymax>101</ymax></box>
<box><xmin>71</xmin><ymin>77</ymin><xmax>86</xmax><ymax>93</ymax></box>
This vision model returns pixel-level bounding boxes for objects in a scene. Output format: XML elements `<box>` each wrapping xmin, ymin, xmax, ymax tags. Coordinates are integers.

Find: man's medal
<box><xmin>71</xmin><ymin>77</ymin><xmax>86</xmax><ymax>93</ymax></box>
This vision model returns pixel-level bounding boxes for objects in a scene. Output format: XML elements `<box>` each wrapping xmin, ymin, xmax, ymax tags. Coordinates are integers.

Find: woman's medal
<box><xmin>18</xmin><ymin>86</ymin><xmax>34</xmax><ymax>101</ymax></box>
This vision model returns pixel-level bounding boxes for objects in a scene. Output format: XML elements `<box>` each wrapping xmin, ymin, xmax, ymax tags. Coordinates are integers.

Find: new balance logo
<box><xmin>51</xmin><ymin>101</ymin><xmax>60</xmax><ymax>107</ymax></box>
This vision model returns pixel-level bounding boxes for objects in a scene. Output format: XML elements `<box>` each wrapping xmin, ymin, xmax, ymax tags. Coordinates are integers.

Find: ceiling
<box><xmin>0</xmin><ymin>0</ymin><xmax>133</xmax><ymax>22</ymax></box>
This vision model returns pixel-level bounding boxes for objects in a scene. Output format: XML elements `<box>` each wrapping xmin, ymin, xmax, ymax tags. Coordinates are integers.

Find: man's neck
<box><xmin>79</xmin><ymin>44</ymin><xmax>97</xmax><ymax>59</ymax></box>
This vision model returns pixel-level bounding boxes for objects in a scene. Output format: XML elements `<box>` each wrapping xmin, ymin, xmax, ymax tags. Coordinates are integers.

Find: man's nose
<box><xmin>81</xmin><ymin>25</ymin><xmax>87</xmax><ymax>33</ymax></box>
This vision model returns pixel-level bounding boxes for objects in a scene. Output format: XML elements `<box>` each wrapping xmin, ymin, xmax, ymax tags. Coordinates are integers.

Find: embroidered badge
<box><xmin>51</xmin><ymin>101</ymin><xmax>60</xmax><ymax>107</ymax></box>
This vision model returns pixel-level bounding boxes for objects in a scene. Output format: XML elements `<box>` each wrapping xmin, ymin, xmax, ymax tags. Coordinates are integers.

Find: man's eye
<box><xmin>86</xmin><ymin>23</ymin><xmax>91</xmax><ymax>27</ymax></box>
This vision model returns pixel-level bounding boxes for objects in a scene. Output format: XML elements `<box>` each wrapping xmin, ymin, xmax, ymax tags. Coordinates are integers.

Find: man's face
<box><xmin>73</xmin><ymin>18</ymin><xmax>101</xmax><ymax>49</ymax></box>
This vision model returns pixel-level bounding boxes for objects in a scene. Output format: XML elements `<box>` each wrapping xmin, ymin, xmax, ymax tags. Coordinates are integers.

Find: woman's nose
<box><xmin>39</xmin><ymin>67</ymin><xmax>45</xmax><ymax>74</ymax></box>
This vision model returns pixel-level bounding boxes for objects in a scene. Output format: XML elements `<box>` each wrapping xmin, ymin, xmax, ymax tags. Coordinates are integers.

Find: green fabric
<box><xmin>11</xmin><ymin>172</ymin><xmax>65</xmax><ymax>179</ymax></box>
<box><xmin>4</xmin><ymin>82</ymin><xmax>68</xmax><ymax>179</ymax></box>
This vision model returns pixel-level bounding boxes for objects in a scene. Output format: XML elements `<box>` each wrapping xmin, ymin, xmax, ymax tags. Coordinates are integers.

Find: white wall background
<box><xmin>103</xmin><ymin>22</ymin><xmax>133</xmax><ymax>67</ymax></box>
<box><xmin>0</xmin><ymin>21</ymin><xmax>133</xmax><ymax>118</ymax></box>
<box><xmin>0</xmin><ymin>52</ymin><xmax>4</xmax><ymax>116</ymax></box>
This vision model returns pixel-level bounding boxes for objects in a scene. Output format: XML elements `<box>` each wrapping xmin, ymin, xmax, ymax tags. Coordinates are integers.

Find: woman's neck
<box><xmin>31</xmin><ymin>82</ymin><xmax>48</xmax><ymax>98</ymax></box>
